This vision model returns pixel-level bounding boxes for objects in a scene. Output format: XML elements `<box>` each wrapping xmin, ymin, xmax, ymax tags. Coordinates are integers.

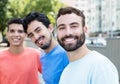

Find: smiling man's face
<box><xmin>27</xmin><ymin>20</ymin><xmax>52</xmax><ymax>49</ymax></box>
<box><xmin>57</xmin><ymin>13</ymin><xmax>85</xmax><ymax>51</ymax></box>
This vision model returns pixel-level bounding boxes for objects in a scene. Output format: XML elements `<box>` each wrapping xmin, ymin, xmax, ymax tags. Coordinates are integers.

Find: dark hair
<box><xmin>23</xmin><ymin>12</ymin><xmax>50</xmax><ymax>33</ymax></box>
<box><xmin>56</xmin><ymin>7</ymin><xmax>85</xmax><ymax>27</ymax></box>
<box><xmin>7</xmin><ymin>18</ymin><xmax>23</xmax><ymax>30</ymax></box>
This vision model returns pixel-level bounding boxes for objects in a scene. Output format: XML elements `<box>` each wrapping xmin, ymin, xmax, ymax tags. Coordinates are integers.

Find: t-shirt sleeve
<box><xmin>31</xmin><ymin>48</ymin><xmax>42</xmax><ymax>73</ymax></box>
<box><xmin>91</xmin><ymin>60</ymin><xmax>119</xmax><ymax>84</ymax></box>
<box><xmin>36</xmin><ymin>49</ymin><xmax>42</xmax><ymax>73</ymax></box>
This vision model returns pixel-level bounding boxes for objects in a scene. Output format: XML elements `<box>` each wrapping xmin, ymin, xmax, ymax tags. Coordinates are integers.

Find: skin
<box><xmin>27</xmin><ymin>20</ymin><xmax>58</xmax><ymax>53</ymax></box>
<box><xmin>6</xmin><ymin>23</ymin><xmax>26</xmax><ymax>54</ymax></box>
<box><xmin>57</xmin><ymin>13</ymin><xmax>90</xmax><ymax>62</ymax></box>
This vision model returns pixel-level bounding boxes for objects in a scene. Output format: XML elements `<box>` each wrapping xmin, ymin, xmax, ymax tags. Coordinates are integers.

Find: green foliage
<box><xmin>48</xmin><ymin>0</ymin><xmax>64</xmax><ymax>24</ymax></box>
<box><xmin>0</xmin><ymin>0</ymin><xmax>63</xmax><ymax>40</ymax></box>
<box><xmin>0</xmin><ymin>0</ymin><xmax>8</xmax><ymax>39</ymax></box>
<box><xmin>6</xmin><ymin>0</ymin><xmax>63</xmax><ymax>21</ymax></box>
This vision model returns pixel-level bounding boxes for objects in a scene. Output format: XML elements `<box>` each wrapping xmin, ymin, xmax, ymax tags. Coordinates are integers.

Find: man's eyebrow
<box><xmin>34</xmin><ymin>26</ymin><xmax>41</xmax><ymax>31</ymax></box>
<box><xmin>57</xmin><ymin>24</ymin><xmax>65</xmax><ymax>28</ymax></box>
<box><xmin>27</xmin><ymin>33</ymin><xmax>32</xmax><ymax>37</ymax></box>
<box><xmin>70</xmin><ymin>22</ymin><xmax>79</xmax><ymax>25</ymax></box>
<box><xmin>27</xmin><ymin>26</ymin><xmax>41</xmax><ymax>37</ymax></box>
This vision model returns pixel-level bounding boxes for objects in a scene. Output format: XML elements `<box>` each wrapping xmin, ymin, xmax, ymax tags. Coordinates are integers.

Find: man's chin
<box><xmin>36</xmin><ymin>44</ymin><xmax>41</xmax><ymax>47</ymax></box>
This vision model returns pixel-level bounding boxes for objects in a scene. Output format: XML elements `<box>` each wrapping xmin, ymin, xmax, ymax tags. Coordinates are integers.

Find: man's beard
<box><xmin>57</xmin><ymin>32</ymin><xmax>85</xmax><ymax>51</ymax></box>
<box><xmin>36</xmin><ymin>34</ymin><xmax>52</xmax><ymax>50</ymax></box>
<box><xmin>41</xmin><ymin>35</ymin><xmax>52</xmax><ymax>50</ymax></box>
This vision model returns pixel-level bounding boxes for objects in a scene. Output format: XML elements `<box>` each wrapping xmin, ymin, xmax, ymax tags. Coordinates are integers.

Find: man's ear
<box><xmin>83</xmin><ymin>26</ymin><xmax>89</xmax><ymax>37</ymax></box>
<box><xmin>83</xmin><ymin>26</ymin><xmax>88</xmax><ymax>33</ymax></box>
<box><xmin>6</xmin><ymin>32</ymin><xmax>8</xmax><ymax>39</ymax></box>
<box><xmin>48</xmin><ymin>24</ymin><xmax>54</xmax><ymax>33</ymax></box>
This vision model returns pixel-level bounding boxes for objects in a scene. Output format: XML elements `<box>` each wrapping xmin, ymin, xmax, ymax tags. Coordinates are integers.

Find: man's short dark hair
<box><xmin>56</xmin><ymin>7</ymin><xmax>85</xmax><ymax>27</ymax></box>
<box><xmin>23</xmin><ymin>12</ymin><xmax>50</xmax><ymax>33</ymax></box>
<box><xmin>7</xmin><ymin>18</ymin><xmax>23</xmax><ymax>31</ymax></box>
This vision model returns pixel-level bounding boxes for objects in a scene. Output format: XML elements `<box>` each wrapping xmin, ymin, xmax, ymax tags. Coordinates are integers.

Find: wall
<box><xmin>88</xmin><ymin>37</ymin><xmax>120</xmax><ymax>80</ymax></box>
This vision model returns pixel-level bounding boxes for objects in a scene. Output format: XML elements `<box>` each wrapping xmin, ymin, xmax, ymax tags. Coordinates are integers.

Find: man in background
<box><xmin>0</xmin><ymin>18</ymin><xmax>42</xmax><ymax>84</ymax></box>
<box><xmin>23</xmin><ymin>12</ymin><xmax>69</xmax><ymax>84</ymax></box>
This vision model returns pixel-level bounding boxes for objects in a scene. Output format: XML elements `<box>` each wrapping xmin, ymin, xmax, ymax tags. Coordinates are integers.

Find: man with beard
<box><xmin>56</xmin><ymin>7</ymin><xmax>119</xmax><ymax>84</ymax></box>
<box><xmin>23</xmin><ymin>12</ymin><xmax>69</xmax><ymax>84</ymax></box>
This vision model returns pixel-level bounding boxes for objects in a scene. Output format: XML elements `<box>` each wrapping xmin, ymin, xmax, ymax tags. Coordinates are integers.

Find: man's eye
<box><xmin>71</xmin><ymin>25</ymin><xmax>78</xmax><ymax>28</ymax></box>
<box><xmin>18</xmin><ymin>30</ymin><xmax>24</xmax><ymax>33</ymax></box>
<box><xmin>59</xmin><ymin>27</ymin><xmax>65</xmax><ymax>30</ymax></box>
<box><xmin>9</xmin><ymin>30</ymin><xmax>14</xmax><ymax>33</ymax></box>
<box><xmin>28</xmin><ymin>34</ymin><xmax>33</xmax><ymax>38</ymax></box>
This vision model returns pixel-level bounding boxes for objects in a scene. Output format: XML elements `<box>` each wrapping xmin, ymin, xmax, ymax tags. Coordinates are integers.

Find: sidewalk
<box><xmin>0</xmin><ymin>46</ymin><xmax>8</xmax><ymax>51</ymax></box>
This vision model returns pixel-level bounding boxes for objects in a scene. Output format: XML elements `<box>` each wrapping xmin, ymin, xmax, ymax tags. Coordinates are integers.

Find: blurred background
<box><xmin>0</xmin><ymin>0</ymin><xmax>120</xmax><ymax>83</ymax></box>
<box><xmin>0</xmin><ymin>0</ymin><xmax>120</xmax><ymax>46</ymax></box>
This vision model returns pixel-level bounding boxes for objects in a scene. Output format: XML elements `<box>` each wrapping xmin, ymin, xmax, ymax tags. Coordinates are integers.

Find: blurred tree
<box><xmin>7</xmin><ymin>0</ymin><xmax>63</xmax><ymax>24</ymax></box>
<box><xmin>0</xmin><ymin>0</ymin><xmax>8</xmax><ymax>40</ymax></box>
<box><xmin>48</xmin><ymin>0</ymin><xmax>63</xmax><ymax>24</ymax></box>
<box><xmin>0</xmin><ymin>0</ymin><xmax>63</xmax><ymax>41</ymax></box>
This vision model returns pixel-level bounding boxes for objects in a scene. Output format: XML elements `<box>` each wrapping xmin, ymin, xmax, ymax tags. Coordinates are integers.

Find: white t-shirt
<box><xmin>59</xmin><ymin>51</ymin><xmax>119</xmax><ymax>84</ymax></box>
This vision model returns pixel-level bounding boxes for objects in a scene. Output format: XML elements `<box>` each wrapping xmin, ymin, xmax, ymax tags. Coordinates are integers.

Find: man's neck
<box><xmin>9</xmin><ymin>46</ymin><xmax>24</xmax><ymax>54</ymax></box>
<box><xmin>44</xmin><ymin>39</ymin><xmax>58</xmax><ymax>53</ymax></box>
<box><xmin>67</xmin><ymin>44</ymin><xmax>90</xmax><ymax>62</ymax></box>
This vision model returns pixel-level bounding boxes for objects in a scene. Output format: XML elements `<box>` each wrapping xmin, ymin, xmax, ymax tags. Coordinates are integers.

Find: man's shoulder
<box><xmin>24</xmin><ymin>47</ymin><xmax>40</xmax><ymax>54</ymax></box>
<box><xmin>0</xmin><ymin>49</ymin><xmax>9</xmax><ymax>59</ymax></box>
<box><xmin>0</xmin><ymin>48</ymin><xmax>8</xmax><ymax>54</ymax></box>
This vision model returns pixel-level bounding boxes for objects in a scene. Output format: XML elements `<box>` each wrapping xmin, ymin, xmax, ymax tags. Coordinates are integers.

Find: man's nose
<box><xmin>14</xmin><ymin>31</ymin><xmax>19</xmax><ymax>36</ymax></box>
<box><xmin>66</xmin><ymin>27</ymin><xmax>72</xmax><ymax>35</ymax></box>
<box><xmin>34</xmin><ymin>33</ymin><xmax>39</xmax><ymax>39</ymax></box>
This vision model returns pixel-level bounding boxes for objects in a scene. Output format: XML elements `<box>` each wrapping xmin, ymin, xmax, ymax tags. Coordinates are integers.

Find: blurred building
<box><xmin>59</xmin><ymin>0</ymin><xmax>120</xmax><ymax>37</ymax></box>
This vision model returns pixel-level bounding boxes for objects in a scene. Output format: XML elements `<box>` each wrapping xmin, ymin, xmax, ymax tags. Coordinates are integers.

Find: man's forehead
<box><xmin>8</xmin><ymin>24</ymin><xmax>24</xmax><ymax>30</ymax></box>
<box><xmin>57</xmin><ymin>13</ymin><xmax>82</xmax><ymax>24</ymax></box>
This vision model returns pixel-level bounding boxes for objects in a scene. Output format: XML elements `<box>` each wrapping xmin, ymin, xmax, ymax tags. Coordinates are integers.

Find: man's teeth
<box><xmin>65</xmin><ymin>38</ymin><xmax>74</xmax><ymax>42</ymax></box>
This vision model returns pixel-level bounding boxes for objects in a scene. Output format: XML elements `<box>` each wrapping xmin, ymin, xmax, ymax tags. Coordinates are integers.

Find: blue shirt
<box><xmin>40</xmin><ymin>45</ymin><xmax>69</xmax><ymax>84</ymax></box>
